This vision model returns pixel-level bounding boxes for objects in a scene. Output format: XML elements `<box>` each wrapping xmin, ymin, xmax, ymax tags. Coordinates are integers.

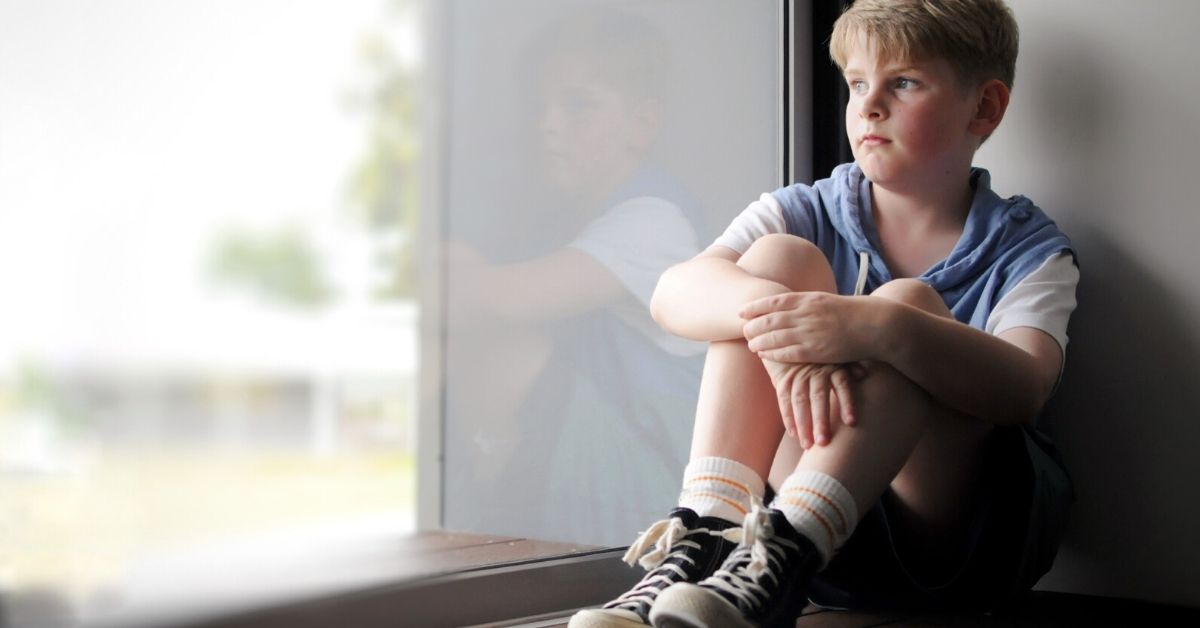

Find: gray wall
<box><xmin>976</xmin><ymin>0</ymin><xmax>1200</xmax><ymax>607</ymax></box>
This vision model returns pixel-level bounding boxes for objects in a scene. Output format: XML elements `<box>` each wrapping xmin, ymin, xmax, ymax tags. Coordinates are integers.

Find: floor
<box><xmin>791</xmin><ymin>595</ymin><xmax>1198</xmax><ymax>626</ymax></box>
<box><xmin>407</xmin><ymin>531</ymin><xmax>1200</xmax><ymax>628</ymax></box>
<box><xmin>532</xmin><ymin>593</ymin><xmax>1200</xmax><ymax>624</ymax></box>
<box><xmin>537</xmin><ymin>593</ymin><xmax>1200</xmax><ymax>627</ymax></box>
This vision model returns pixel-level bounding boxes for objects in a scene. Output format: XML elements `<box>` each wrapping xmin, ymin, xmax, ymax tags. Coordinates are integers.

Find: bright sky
<box><xmin>0</xmin><ymin>0</ymin><xmax>410</xmax><ymax>372</ymax></box>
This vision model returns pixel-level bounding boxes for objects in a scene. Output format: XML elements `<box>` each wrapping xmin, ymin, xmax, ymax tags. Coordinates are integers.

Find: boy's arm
<box><xmin>743</xmin><ymin>294</ymin><xmax>1063</xmax><ymax>425</ymax></box>
<box><xmin>454</xmin><ymin>197</ymin><xmax>706</xmax><ymax>325</ymax></box>
<box><xmin>650</xmin><ymin>245</ymin><xmax>793</xmax><ymax>341</ymax></box>
<box><xmin>878</xmin><ymin>302</ymin><xmax>1062</xmax><ymax>425</ymax></box>
<box><xmin>449</xmin><ymin>242</ymin><xmax>627</xmax><ymax>323</ymax></box>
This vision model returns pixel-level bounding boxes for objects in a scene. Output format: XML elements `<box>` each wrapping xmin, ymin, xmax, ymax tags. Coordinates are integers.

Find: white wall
<box><xmin>977</xmin><ymin>0</ymin><xmax>1200</xmax><ymax>607</ymax></box>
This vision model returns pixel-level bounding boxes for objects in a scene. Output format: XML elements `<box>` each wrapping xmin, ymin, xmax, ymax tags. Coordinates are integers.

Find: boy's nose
<box><xmin>856</xmin><ymin>88</ymin><xmax>887</xmax><ymax>120</ymax></box>
<box><xmin>858</xmin><ymin>95</ymin><xmax>886</xmax><ymax>120</ymax></box>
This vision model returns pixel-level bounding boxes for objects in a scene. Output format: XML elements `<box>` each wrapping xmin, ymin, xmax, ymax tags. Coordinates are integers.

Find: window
<box><xmin>0</xmin><ymin>1</ymin><xmax>805</xmax><ymax>626</ymax></box>
<box><xmin>0</xmin><ymin>1</ymin><xmax>419</xmax><ymax>625</ymax></box>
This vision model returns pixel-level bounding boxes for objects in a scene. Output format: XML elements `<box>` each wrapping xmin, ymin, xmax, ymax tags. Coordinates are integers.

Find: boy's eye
<box><xmin>554</xmin><ymin>90</ymin><xmax>597</xmax><ymax>115</ymax></box>
<box><xmin>894</xmin><ymin>77</ymin><xmax>918</xmax><ymax>90</ymax></box>
<box><xmin>848</xmin><ymin>79</ymin><xmax>867</xmax><ymax>94</ymax></box>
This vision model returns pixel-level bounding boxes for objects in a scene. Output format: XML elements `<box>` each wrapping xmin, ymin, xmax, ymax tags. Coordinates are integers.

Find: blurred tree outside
<box><xmin>0</xmin><ymin>361</ymin><xmax>86</xmax><ymax>476</ymax></box>
<box><xmin>207</xmin><ymin>225</ymin><xmax>334</xmax><ymax>308</ymax></box>
<box><xmin>204</xmin><ymin>0</ymin><xmax>420</xmax><ymax>306</ymax></box>
<box><xmin>345</xmin><ymin>0</ymin><xmax>421</xmax><ymax>301</ymax></box>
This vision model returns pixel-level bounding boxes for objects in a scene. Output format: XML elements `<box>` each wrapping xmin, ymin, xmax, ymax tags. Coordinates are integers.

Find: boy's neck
<box><xmin>579</xmin><ymin>156</ymin><xmax>642</xmax><ymax>210</ymax></box>
<box><xmin>869</xmin><ymin>167</ymin><xmax>975</xmax><ymax>234</ymax></box>
<box><xmin>866</xmin><ymin>165</ymin><xmax>976</xmax><ymax>278</ymax></box>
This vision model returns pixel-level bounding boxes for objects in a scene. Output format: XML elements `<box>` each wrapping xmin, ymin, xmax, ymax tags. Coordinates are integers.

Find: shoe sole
<box><xmin>568</xmin><ymin>608</ymin><xmax>651</xmax><ymax>628</ymax></box>
<box><xmin>648</xmin><ymin>583</ymin><xmax>755</xmax><ymax>628</ymax></box>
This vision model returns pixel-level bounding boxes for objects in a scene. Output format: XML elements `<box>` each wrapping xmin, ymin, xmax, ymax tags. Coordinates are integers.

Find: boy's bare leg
<box><xmin>788</xmin><ymin>278</ymin><xmax>994</xmax><ymax>541</ymax></box>
<box><xmin>873</xmin><ymin>280</ymin><xmax>996</xmax><ymax>540</ymax></box>
<box><xmin>451</xmin><ymin>328</ymin><xmax>554</xmax><ymax>480</ymax></box>
<box><xmin>686</xmin><ymin>235</ymin><xmax>992</xmax><ymax>541</ymax></box>
<box><xmin>569</xmin><ymin>235</ymin><xmax>835</xmax><ymax>628</ymax></box>
<box><xmin>688</xmin><ymin>234</ymin><xmax>837</xmax><ymax>482</ymax></box>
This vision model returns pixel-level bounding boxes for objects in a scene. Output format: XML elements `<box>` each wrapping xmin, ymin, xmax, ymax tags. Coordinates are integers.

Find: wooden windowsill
<box><xmin>76</xmin><ymin>530</ymin><xmax>614</xmax><ymax>628</ymax></box>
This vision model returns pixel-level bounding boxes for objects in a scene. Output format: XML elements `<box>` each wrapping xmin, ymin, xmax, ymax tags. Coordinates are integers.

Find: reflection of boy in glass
<box><xmin>444</xmin><ymin>8</ymin><xmax>706</xmax><ymax>544</ymax></box>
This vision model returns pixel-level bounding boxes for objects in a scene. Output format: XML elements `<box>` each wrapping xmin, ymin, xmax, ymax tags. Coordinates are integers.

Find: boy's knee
<box><xmin>737</xmin><ymin>234</ymin><xmax>834</xmax><ymax>292</ymax></box>
<box><xmin>872</xmin><ymin>278</ymin><xmax>949</xmax><ymax>316</ymax></box>
<box><xmin>739</xmin><ymin>233</ymin><xmax>817</xmax><ymax>265</ymax></box>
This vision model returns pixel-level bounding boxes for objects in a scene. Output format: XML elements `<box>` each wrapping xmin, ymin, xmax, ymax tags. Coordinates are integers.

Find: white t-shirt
<box><xmin>569</xmin><ymin>195</ymin><xmax>707</xmax><ymax>356</ymax></box>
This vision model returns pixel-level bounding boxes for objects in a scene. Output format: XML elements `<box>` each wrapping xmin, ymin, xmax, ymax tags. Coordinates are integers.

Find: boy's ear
<box><xmin>969</xmin><ymin>79</ymin><xmax>1010</xmax><ymax>138</ymax></box>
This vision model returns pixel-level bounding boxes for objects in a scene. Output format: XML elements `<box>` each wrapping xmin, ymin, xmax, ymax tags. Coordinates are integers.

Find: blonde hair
<box><xmin>830</xmin><ymin>0</ymin><xmax>1018</xmax><ymax>90</ymax></box>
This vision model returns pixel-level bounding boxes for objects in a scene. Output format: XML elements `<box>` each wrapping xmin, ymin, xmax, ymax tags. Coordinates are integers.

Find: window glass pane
<box><xmin>0</xmin><ymin>0</ymin><xmax>418</xmax><ymax>623</ymax></box>
<box><xmin>442</xmin><ymin>0</ymin><xmax>782</xmax><ymax>546</ymax></box>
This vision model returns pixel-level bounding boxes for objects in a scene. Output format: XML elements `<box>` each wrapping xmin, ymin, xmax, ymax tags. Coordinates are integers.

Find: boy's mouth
<box><xmin>861</xmin><ymin>134</ymin><xmax>890</xmax><ymax>146</ymax></box>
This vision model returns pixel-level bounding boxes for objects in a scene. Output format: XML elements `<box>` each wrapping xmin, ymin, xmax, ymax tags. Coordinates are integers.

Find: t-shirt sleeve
<box><xmin>985</xmin><ymin>252</ymin><xmax>1079</xmax><ymax>355</ymax></box>
<box><xmin>567</xmin><ymin>195</ymin><xmax>700</xmax><ymax>308</ymax></box>
<box><xmin>567</xmin><ymin>195</ymin><xmax>705</xmax><ymax>356</ymax></box>
<box><xmin>710</xmin><ymin>193</ymin><xmax>788</xmax><ymax>254</ymax></box>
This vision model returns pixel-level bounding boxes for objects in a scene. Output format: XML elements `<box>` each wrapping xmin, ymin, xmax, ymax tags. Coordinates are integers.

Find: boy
<box><xmin>569</xmin><ymin>1</ymin><xmax>1077</xmax><ymax>627</ymax></box>
<box><xmin>446</xmin><ymin>7</ymin><xmax>708</xmax><ymax>544</ymax></box>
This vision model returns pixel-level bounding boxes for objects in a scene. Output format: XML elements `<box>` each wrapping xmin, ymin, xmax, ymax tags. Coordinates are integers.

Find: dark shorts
<box><xmin>800</xmin><ymin>424</ymin><xmax>1073</xmax><ymax>612</ymax></box>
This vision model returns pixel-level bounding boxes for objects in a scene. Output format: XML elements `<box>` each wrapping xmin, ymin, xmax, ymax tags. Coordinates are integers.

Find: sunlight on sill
<box><xmin>34</xmin><ymin>522</ymin><xmax>601</xmax><ymax>628</ymax></box>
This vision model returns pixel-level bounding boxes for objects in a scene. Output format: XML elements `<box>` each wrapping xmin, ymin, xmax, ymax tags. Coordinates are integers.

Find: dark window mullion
<box><xmin>811</xmin><ymin>0</ymin><xmax>853</xmax><ymax>180</ymax></box>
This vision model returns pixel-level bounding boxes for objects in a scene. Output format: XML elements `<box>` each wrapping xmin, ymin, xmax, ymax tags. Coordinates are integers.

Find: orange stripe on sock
<box><xmin>780</xmin><ymin>487</ymin><xmax>848</xmax><ymax>533</ymax></box>
<box><xmin>775</xmin><ymin>497</ymin><xmax>835</xmax><ymax>545</ymax></box>
<box><xmin>686</xmin><ymin>491</ymin><xmax>749</xmax><ymax>515</ymax></box>
<box><xmin>685</xmin><ymin>475</ymin><xmax>752</xmax><ymax>496</ymax></box>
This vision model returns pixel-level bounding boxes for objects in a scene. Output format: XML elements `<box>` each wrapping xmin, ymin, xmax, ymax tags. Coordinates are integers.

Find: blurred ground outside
<box><xmin>0</xmin><ymin>302</ymin><xmax>418</xmax><ymax>625</ymax></box>
<box><xmin>0</xmin><ymin>2</ymin><xmax>428</xmax><ymax>625</ymax></box>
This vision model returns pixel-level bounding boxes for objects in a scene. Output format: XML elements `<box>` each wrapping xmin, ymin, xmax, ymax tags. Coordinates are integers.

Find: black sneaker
<box><xmin>568</xmin><ymin>508</ymin><xmax>741</xmax><ymax>628</ymax></box>
<box><xmin>649</xmin><ymin>506</ymin><xmax>821</xmax><ymax>628</ymax></box>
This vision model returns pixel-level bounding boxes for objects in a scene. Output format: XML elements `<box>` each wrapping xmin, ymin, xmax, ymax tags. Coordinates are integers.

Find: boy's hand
<box><xmin>739</xmin><ymin>292</ymin><xmax>877</xmax><ymax>365</ymax></box>
<box><xmin>760</xmin><ymin>358</ymin><xmax>864</xmax><ymax>449</ymax></box>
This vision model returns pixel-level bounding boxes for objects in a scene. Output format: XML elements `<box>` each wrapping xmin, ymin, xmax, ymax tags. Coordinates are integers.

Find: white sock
<box><xmin>773</xmin><ymin>470</ymin><xmax>858</xmax><ymax>566</ymax></box>
<box><xmin>677</xmin><ymin>457</ymin><xmax>765</xmax><ymax>524</ymax></box>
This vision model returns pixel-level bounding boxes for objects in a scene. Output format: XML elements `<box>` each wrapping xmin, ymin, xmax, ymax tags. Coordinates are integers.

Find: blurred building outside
<box><xmin>0</xmin><ymin>0</ymin><xmax>423</xmax><ymax>621</ymax></box>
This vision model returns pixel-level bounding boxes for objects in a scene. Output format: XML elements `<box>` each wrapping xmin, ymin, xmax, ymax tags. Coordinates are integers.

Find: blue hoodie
<box><xmin>773</xmin><ymin>163</ymin><xmax>1075</xmax><ymax>331</ymax></box>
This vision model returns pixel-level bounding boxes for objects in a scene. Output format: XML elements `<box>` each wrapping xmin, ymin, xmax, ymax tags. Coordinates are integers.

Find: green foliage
<box><xmin>345</xmin><ymin>0</ymin><xmax>421</xmax><ymax>300</ymax></box>
<box><xmin>207</xmin><ymin>226</ymin><xmax>334</xmax><ymax>308</ymax></box>
<box><xmin>1</xmin><ymin>360</ymin><xmax>85</xmax><ymax>434</ymax></box>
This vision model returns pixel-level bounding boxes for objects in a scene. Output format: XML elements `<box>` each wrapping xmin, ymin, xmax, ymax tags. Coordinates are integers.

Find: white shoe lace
<box><xmin>739</xmin><ymin>499</ymin><xmax>774</xmax><ymax>578</ymax></box>
<box><xmin>606</xmin><ymin>515</ymin><xmax>741</xmax><ymax>612</ymax></box>
<box><xmin>699</xmin><ymin>500</ymin><xmax>799</xmax><ymax>613</ymax></box>
<box><xmin>622</xmin><ymin>516</ymin><xmax>689</xmax><ymax>570</ymax></box>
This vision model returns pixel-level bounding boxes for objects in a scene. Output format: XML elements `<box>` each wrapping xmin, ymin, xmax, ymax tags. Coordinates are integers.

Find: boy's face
<box><xmin>842</xmin><ymin>38</ymin><xmax>982</xmax><ymax>192</ymax></box>
<box><xmin>537</xmin><ymin>54</ymin><xmax>654</xmax><ymax>199</ymax></box>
